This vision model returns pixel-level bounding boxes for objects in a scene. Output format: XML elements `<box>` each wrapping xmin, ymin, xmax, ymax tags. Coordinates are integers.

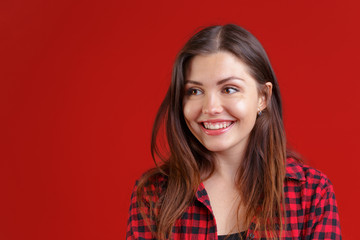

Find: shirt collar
<box><xmin>285</xmin><ymin>157</ymin><xmax>306</xmax><ymax>182</ymax></box>
<box><xmin>195</xmin><ymin>182</ymin><xmax>213</xmax><ymax>212</ymax></box>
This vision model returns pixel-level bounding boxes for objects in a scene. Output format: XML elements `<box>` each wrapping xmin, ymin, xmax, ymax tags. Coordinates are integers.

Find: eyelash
<box><xmin>222</xmin><ymin>87</ymin><xmax>239</xmax><ymax>94</ymax></box>
<box><xmin>185</xmin><ymin>86</ymin><xmax>239</xmax><ymax>96</ymax></box>
<box><xmin>186</xmin><ymin>88</ymin><xmax>203</xmax><ymax>96</ymax></box>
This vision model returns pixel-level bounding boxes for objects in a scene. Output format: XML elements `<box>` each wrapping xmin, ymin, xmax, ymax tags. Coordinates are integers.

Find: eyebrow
<box><xmin>185</xmin><ymin>76</ymin><xmax>245</xmax><ymax>86</ymax></box>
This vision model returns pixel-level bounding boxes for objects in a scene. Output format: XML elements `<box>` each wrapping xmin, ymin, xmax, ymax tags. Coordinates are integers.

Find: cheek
<box><xmin>183</xmin><ymin>104</ymin><xmax>195</xmax><ymax>131</ymax></box>
<box><xmin>231</xmin><ymin>100</ymin><xmax>258</xmax><ymax>121</ymax></box>
<box><xmin>183</xmin><ymin>101</ymin><xmax>201</xmax><ymax>138</ymax></box>
<box><xmin>183</xmin><ymin>102</ymin><xmax>191</xmax><ymax>122</ymax></box>
<box><xmin>183</xmin><ymin>101</ymin><xmax>200</xmax><ymax>123</ymax></box>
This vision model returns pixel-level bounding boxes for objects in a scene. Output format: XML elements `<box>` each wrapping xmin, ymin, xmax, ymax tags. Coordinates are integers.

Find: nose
<box><xmin>202</xmin><ymin>93</ymin><xmax>223</xmax><ymax>115</ymax></box>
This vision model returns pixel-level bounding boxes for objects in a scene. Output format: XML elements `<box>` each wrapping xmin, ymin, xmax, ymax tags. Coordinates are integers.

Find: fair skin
<box><xmin>183</xmin><ymin>51</ymin><xmax>272</xmax><ymax>234</ymax></box>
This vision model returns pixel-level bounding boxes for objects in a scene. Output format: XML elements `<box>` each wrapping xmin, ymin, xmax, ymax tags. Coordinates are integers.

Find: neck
<box><xmin>212</xmin><ymin>149</ymin><xmax>245</xmax><ymax>183</ymax></box>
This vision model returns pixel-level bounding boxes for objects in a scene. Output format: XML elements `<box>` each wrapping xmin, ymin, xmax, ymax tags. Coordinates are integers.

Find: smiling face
<box><xmin>183</xmin><ymin>51</ymin><xmax>269</xmax><ymax>157</ymax></box>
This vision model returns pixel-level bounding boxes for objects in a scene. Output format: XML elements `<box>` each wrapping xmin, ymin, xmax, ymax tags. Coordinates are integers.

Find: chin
<box><xmin>201</xmin><ymin>142</ymin><xmax>230</xmax><ymax>153</ymax></box>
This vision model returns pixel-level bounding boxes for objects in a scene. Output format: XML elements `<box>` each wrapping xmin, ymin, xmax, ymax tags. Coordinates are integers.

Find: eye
<box><xmin>222</xmin><ymin>87</ymin><xmax>238</xmax><ymax>94</ymax></box>
<box><xmin>186</xmin><ymin>88</ymin><xmax>203</xmax><ymax>96</ymax></box>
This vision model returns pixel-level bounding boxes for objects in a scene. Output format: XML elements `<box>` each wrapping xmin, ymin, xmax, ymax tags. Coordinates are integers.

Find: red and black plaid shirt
<box><xmin>126</xmin><ymin>158</ymin><xmax>341</xmax><ymax>239</ymax></box>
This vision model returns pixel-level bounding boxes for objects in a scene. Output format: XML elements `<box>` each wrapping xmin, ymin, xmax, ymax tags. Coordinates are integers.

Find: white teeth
<box><xmin>203</xmin><ymin>122</ymin><xmax>232</xmax><ymax>130</ymax></box>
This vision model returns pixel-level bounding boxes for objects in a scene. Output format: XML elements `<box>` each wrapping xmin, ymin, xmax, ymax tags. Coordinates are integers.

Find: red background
<box><xmin>1</xmin><ymin>0</ymin><xmax>359</xmax><ymax>239</ymax></box>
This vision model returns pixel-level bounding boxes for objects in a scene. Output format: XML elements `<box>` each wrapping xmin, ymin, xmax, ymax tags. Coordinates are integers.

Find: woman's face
<box><xmin>183</xmin><ymin>51</ymin><xmax>269</xmax><ymax>156</ymax></box>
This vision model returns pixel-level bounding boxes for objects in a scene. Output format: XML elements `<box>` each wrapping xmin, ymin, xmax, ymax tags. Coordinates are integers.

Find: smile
<box><xmin>202</xmin><ymin>121</ymin><xmax>233</xmax><ymax>130</ymax></box>
<box><xmin>200</xmin><ymin>120</ymin><xmax>235</xmax><ymax>135</ymax></box>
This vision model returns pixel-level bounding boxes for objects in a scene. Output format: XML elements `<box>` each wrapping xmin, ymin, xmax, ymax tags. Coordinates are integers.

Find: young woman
<box><xmin>126</xmin><ymin>24</ymin><xmax>341</xmax><ymax>240</ymax></box>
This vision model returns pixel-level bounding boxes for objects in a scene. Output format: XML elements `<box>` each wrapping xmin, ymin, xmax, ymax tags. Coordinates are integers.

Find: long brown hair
<box><xmin>137</xmin><ymin>24</ymin><xmax>287</xmax><ymax>239</ymax></box>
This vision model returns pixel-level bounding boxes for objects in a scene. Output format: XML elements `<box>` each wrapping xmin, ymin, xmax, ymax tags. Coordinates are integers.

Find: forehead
<box><xmin>185</xmin><ymin>51</ymin><xmax>254</xmax><ymax>83</ymax></box>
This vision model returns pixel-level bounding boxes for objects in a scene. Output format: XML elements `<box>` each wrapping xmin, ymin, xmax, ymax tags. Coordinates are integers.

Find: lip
<box><xmin>199</xmin><ymin>120</ymin><xmax>235</xmax><ymax>136</ymax></box>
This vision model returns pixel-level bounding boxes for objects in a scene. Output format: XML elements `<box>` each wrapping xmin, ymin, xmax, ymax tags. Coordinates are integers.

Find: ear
<box><xmin>258</xmin><ymin>82</ymin><xmax>273</xmax><ymax>111</ymax></box>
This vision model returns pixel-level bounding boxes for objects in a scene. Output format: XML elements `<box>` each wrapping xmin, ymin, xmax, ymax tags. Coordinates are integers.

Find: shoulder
<box><xmin>285</xmin><ymin>157</ymin><xmax>333</xmax><ymax>186</ymax></box>
<box><xmin>131</xmin><ymin>170</ymin><xmax>168</xmax><ymax>203</ymax></box>
<box><xmin>284</xmin><ymin>157</ymin><xmax>337</xmax><ymax>206</ymax></box>
<box><xmin>284</xmin><ymin>160</ymin><xmax>341</xmax><ymax>238</ymax></box>
<box><xmin>127</xmin><ymin>171</ymin><xmax>167</xmax><ymax>239</ymax></box>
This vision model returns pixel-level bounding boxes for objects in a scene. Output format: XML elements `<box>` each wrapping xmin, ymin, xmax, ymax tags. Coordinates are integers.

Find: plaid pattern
<box><xmin>126</xmin><ymin>158</ymin><xmax>341</xmax><ymax>239</ymax></box>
